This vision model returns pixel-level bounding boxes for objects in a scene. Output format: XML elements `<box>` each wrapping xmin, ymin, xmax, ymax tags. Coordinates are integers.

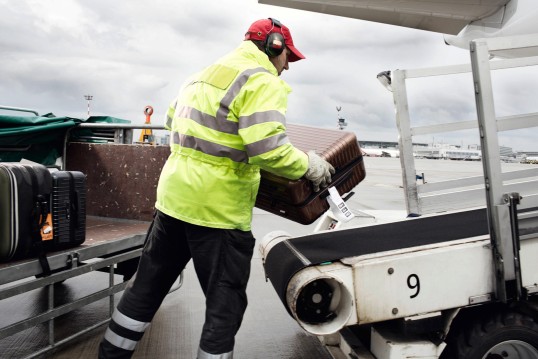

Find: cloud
<box><xmin>1</xmin><ymin>0</ymin><xmax>537</xmax><ymax>151</ymax></box>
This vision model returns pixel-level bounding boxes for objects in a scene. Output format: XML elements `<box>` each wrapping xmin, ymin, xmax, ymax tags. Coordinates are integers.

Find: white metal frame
<box><xmin>470</xmin><ymin>34</ymin><xmax>538</xmax><ymax>300</ymax></box>
<box><xmin>392</xmin><ymin>55</ymin><xmax>538</xmax><ymax>216</ymax></box>
<box><xmin>392</xmin><ymin>33</ymin><xmax>538</xmax><ymax>302</ymax></box>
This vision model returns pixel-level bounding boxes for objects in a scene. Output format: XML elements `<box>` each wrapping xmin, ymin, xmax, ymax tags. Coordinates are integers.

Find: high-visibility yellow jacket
<box><xmin>155</xmin><ymin>41</ymin><xmax>309</xmax><ymax>231</ymax></box>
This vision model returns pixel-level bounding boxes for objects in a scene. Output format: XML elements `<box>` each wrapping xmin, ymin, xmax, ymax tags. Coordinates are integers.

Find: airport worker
<box><xmin>98</xmin><ymin>18</ymin><xmax>334</xmax><ymax>359</ymax></box>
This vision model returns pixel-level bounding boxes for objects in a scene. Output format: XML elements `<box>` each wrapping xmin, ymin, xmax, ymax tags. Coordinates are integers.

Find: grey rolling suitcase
<box><xmin>51</xmin><ymin>171</ymin><xmax>86</xmax><ymax>247</ymax></box>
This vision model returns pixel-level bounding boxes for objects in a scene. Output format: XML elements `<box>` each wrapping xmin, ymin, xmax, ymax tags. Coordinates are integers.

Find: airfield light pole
<box><xmin>336</xmin><ymin>106</ymin><xmax>348</xmax><ymax>130</ymax></box>
<box><xmin>84</xmin><ymin>95</ymin><xmax>93</xmax><ymax>117</ymax></box>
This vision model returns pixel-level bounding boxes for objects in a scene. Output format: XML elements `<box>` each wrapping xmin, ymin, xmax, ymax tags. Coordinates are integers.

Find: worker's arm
<box><xmin>236</xmin><ymin>74</ymin><xmax>308</xmax><ymax>179</ymax></box>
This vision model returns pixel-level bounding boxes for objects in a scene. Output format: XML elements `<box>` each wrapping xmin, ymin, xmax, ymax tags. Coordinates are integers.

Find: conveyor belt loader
<box><xmin>261</xmin><ymin>35</ymin><xmax>538</xmax><ymax>358</ymax></box>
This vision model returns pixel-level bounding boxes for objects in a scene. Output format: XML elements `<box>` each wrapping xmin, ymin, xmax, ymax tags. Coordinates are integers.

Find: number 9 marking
<box><xmin>407</xmin><ymin>274</ymin><xmax>420</xmax><ymax>298</ymax></box>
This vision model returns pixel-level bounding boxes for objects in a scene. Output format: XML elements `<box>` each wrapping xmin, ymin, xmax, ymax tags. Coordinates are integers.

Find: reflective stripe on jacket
<box><xmin>155</xmin><ymin>41</ymin><xmax>308</xmax><ymax>231</ymax></box>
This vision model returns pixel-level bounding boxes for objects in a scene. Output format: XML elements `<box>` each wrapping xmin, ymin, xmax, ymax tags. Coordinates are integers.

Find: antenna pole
<box><xmin>336</xmin><ymin>106</ymin><xmax>347</xmax><ymax>130</ymax></box>
<box><xmin>84</xmin><ymin>95</ymin><xmax>93</xmax><ymax>117</ymax></box>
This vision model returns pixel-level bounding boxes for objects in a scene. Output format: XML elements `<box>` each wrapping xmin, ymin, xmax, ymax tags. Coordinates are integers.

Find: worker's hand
<box><xmin>304</xmin><ymin>151</ymin><xmax>335</xmax><ymax>192</ymax></box>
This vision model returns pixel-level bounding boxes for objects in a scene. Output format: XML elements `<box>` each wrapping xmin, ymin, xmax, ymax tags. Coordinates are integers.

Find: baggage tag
<box><xmin>40</xmin><ymin>213</ymin><xmax>54</xmax><ymax>241</ymax></box>
<box><xmin>327</xmin><ymin>187</ymin><xmax>354</xmax><ymax>223</ymax></box>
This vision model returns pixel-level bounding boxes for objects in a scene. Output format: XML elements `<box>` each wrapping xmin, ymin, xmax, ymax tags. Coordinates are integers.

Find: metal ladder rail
<box><xmin>391</xmin><ymin>57</ymin><xmax>538</xmax><ymax>215</ymax></box>
<box><xmin>470</xmin><ymin>34</ymin><xmax>538</xmax><ymax>302</ymax></box>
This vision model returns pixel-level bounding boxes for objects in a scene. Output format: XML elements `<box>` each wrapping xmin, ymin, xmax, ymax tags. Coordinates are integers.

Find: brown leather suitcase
<box><xmin>255</xmin><ymin>124</ymin><xmax>366</xmax><ymax>224</ymax></box>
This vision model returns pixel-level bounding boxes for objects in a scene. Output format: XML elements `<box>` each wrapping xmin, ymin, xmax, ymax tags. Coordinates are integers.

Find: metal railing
<box><xmin>62</xmin><ymin>123</ymin><xmax>166</xmax><ymax>170</ymax></box>
<box><xmin>390</xmin><ymin>53</ymin><xmax>538</xmax><ymax>215</ymax></box>
<box><xmin>389</xmin><ymin>33</ymin><xmax>538</xmax><ymax>302</ymax></box>
<box><xmin>0</xmin><ymin>233</ymin><xmax>146</xmax><ymax>358</ymax></box>
<box><xmin>0</xmin><ymin>105</ymin><xmax>40</xmax><ymax>116</ymax></box>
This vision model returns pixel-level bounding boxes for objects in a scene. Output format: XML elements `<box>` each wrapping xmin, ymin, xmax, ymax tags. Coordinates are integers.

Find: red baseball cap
<box><xmin>244</xmin><ymin>18</ymin><xmax>305</xmax><ymax>62</ymax></box>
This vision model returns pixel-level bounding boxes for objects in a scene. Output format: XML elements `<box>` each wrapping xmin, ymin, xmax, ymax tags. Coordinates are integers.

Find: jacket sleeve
<box><xmin>235</xmin><ymin>73</ymin><xmax>308</xmax><ymax>180</ymax></box>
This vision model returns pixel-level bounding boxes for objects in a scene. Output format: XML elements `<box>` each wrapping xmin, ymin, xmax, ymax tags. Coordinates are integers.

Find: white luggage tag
<box><xmin>327</xmin><ymin>187</ymin><xmax>354</xmax><ymax>223</ymax></box>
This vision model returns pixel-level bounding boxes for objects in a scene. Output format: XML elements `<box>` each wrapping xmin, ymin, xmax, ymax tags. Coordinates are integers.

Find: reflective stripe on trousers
<box><xmin>198</xmin><ymin>347</ymin><xmax>233</xmax><ymax>359</ymax></box>
<box><xmin>103</xmin><ymin>309</ymin><xmax>150</xmax><ymax>351</ymax></box>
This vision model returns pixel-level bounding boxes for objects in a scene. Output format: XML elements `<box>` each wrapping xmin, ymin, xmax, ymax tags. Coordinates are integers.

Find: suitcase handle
<box><xmin>68</xmin><ymin>172</ymin><xmax>84</xmax><ymax>229</ymax></box>
<box><xmin>308</xmin><ymin>155</ymin><xmax>364</xmax><ymax>203</ymax></box>
<box><xmin>26</xmin><ymin>165</ymin><xmax>52</xmax><ymax>276</ymax></box>
<box><xmin>73</xmin><ymin>188</ymin><xmax>83</xmax><ymax>228</ymax></box>
<box><xmin>269</xmin><ymin>154</ymin><xmax>363</xmax><ymax>211</ymax></box>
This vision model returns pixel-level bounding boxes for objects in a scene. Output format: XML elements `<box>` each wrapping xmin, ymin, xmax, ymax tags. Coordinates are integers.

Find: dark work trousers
<box><xmin>98</xmin><ymin>210</ymin><xmax>255</xmax><ymax>358</ymax></box>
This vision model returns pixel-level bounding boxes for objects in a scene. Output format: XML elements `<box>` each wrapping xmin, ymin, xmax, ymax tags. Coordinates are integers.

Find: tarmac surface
<box><xmin>1</xmin><ymin>157</ymin><xmax>536</xmax><ymax>358</ymax></box>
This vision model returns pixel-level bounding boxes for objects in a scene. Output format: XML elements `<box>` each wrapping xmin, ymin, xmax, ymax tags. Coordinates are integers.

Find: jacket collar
<box><xmin>237</xmin><ymin>41</ymin><xmax>278</xmax><ymax>76</ymax></box>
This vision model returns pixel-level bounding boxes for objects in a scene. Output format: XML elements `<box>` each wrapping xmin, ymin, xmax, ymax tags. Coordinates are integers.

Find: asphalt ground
<box><xmin>1</xmin><ymin>157</ymin><xmax>536</xmax><ymax>358</ymax></box>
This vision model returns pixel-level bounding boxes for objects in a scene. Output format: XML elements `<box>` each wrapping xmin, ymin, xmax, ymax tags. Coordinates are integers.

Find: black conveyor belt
<box><xmin>264</xmin><ymin>208</ymin><xmax>489</xmax><ymax>311</ymax></box>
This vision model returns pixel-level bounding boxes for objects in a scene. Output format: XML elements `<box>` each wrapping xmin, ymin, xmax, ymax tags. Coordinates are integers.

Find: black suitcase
<box><xmin>51</xmin><ymin>171</ymin><xmax>86</xmax><ymax>248</ymax></box>
<box><xmin>0</xmin><ymin>163</ymin><xmax>52</xmax><ymax>261</ymax></box>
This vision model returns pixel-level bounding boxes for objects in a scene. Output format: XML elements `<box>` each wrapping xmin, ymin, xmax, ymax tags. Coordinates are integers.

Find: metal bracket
<box><xmin>469</xmin><ymin>293</ymin><xmax>492</xmax><ymax>305</ymax></box>
<box><xmin>66</xmin><ymin>252</ymin><xmax>81</xmax><ymax>269</ymax></box>
<box><xmin>504</xmin><ymin>192</ymin><xmax>524</xmax><ymax>300</ymax></box>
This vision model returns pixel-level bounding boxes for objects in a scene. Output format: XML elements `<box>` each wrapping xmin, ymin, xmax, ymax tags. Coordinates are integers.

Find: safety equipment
<box><xmin>304</xmin><ymin>150</ymin><xmax>335</xmax><ymax>192</ymax></box>
<box><xmin>265</xmin><ymin>18</ymin><xmax>285</xmax><ymax>58</ymax></box>
<box><xmin>156</xmin><ymin>41</ymin><xmax>309</xmax><ymax>231</ymax></box>
<box><xmin>244</xmin><ymin>18</ymin><xmax>305</xmax><ymax>62</ymax></box>
<box><xmin>265</xmin><ymin>31</ymin><xmax>285</xmax><ymax>58</ymax></box>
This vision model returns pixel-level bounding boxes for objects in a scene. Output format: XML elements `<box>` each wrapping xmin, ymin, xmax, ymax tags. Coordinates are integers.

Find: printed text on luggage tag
<box><xmin>327</xmin><ymin>187</ymin><xmax>354</xmax><ymax>223</ymax></box>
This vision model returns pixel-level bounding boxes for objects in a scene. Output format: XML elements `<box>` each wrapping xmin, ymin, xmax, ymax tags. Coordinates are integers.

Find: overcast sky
<box><xmin>1</xmin><ymin>0</ymin><xmax>537</xmax><ymax>151</ymax></box>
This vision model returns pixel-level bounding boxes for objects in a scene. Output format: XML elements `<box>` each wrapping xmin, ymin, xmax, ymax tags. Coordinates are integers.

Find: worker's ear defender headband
<box><xmin>265</xmin><ymin>18</ymin><xmax>286</xmax><ymax>58</ymax></box>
